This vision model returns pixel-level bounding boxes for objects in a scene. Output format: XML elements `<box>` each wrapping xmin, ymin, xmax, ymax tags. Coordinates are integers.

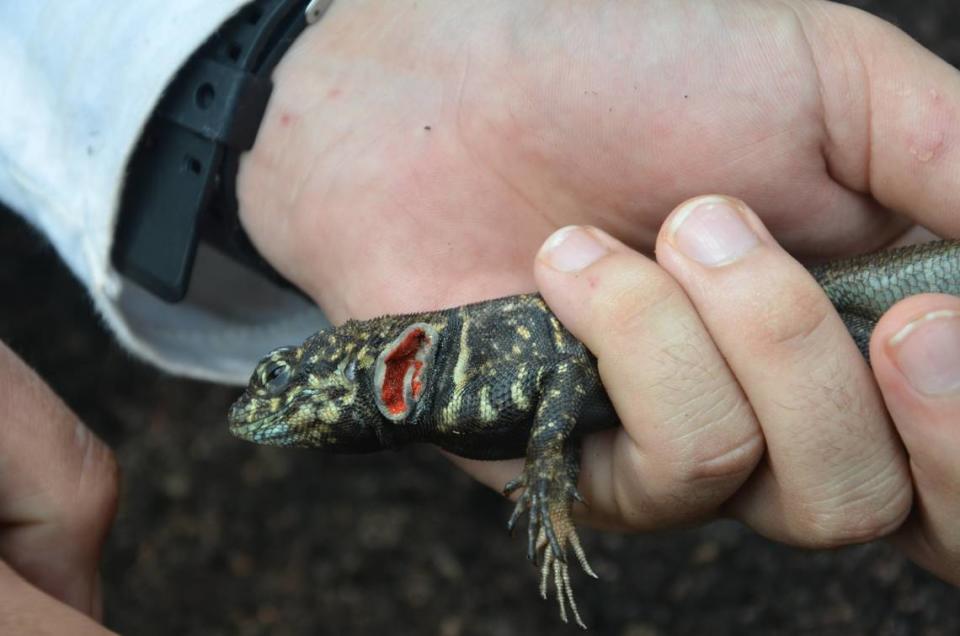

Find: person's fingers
<box><xmin>531</xmin><ymin>224</ymin><xmax>764</xmax><ymax>530</ymax></box>
<box><xmin>655</xmin><ymin>195</ymin><xmax>912</xmax><ymax>546</ymax></box>
<box><xmin>0</xmin><ymin>561</ymin><xmax>115</xmax><ymax>635</ymax></box>
<box><xmin>868</xmin><ymin>294</ymin><xmax>960</xmax><ymax>584</ymax></box>
<box><xmin>801</xmin><ymin>2</ymin><xmax>960</xmax><ymax>237</ymax></box>
<box><xmin>0</xmin><ymin>341</ymin><xmax>119</xmax><ymax>618</ymax></box>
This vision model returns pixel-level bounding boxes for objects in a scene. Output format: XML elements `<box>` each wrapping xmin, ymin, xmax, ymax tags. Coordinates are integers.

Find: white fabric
<box><xmin>0</xmin><ymin>2</ymin><xmax>326</xmax><ymax>385</ymax></box>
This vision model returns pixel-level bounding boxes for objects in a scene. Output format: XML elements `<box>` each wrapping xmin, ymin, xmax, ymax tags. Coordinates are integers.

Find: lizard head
<box><xmin>228</xmin><ymin>324</ymin><xmax>382</xmax><ymax>451</ymax></box>
<box><xmin>228</xmin><ymin>319</ymin><xmax>440</xmax><ymax>450</ymax></box>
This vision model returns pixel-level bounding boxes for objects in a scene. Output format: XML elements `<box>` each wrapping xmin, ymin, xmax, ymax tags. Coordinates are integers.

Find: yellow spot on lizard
<box><xmin>479</xmin><ymin>385</ymin><xmax>498</xmax><ymax>422</ymax></box>
<box><xmin>511</xmin><ymin>366</ymin><xmax>529</xmax><ymax>410</ymax></box>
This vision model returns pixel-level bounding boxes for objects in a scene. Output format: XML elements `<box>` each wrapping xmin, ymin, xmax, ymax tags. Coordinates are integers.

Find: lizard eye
<box><xmin>261</xmin><ymin>360</ymin><xmax>292</xmax><ymax>395</ymax></box>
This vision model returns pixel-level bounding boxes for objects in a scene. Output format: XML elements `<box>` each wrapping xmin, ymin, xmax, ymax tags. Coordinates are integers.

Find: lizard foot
<box><xmin>504</xmin><ymin>458</ymin><xmax>597</xmax><ymax>628</ymax></box>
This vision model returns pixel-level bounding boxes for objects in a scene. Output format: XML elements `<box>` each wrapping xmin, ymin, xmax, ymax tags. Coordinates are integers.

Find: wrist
<box><xmin>114</xmin><ymin>0</ymin><xmax>323</xmax><ymax>302</ymax></box>
<box><xmin>237</xmin><ymin>1</ymin><xmax>596</xmax><ymax>323</ymax></box>
<box><xmin>237</xmin><ymin>0</ymin><xmax>467</xmax><ymax>321</ymax></box>
<box><xmin>236</xmin><ymin>19</ymin><xmax>345</xmax><ymax>316</ymax></box>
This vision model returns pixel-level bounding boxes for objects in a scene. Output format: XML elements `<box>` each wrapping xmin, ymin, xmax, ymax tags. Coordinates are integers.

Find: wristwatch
<box><xmin>113</xmin><ymin>0</ymin><xmax>332</xmax><ymax>302</ymax></box>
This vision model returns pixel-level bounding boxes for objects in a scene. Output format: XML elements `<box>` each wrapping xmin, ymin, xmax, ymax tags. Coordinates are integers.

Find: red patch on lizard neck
<box><xmin>380</xmin><ymin>328</ymin><xmax>429</xmax><ymax>416</ymax></box>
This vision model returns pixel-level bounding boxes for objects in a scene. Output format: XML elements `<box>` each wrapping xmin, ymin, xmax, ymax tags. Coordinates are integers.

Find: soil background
<box><xmin>3</xmin><ymin>1</ymin><xmax>960</xmax><ymax>634</ymax></box>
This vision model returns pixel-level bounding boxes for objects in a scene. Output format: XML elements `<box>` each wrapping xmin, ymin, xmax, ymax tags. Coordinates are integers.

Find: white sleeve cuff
<box><xmin>0</xmin><ymin>1</ymin><xmax>327</xmax><ymax>385</ymax></box>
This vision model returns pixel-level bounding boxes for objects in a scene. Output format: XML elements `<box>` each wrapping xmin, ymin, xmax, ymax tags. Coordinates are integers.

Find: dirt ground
<box><xmin>3</xmin><ymin>1</ymin><xmax>960</xmax><ymax>634</ymax></box>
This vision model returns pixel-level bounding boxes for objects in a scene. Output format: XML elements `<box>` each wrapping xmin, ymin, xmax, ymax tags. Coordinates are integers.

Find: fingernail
<box><xmin>669</xmin><ymin>196</ymin><xmax>759</xmax><ymax>266</ymax></box>
<box><xmin>890</xmin><ymin>310</ymin><xmax>960</xmax><ymax>396</ymax></box>
<box><xmin>539</xmin><ymin>226</ymin><xmax>610</xmax><ymax>273</ymax></box>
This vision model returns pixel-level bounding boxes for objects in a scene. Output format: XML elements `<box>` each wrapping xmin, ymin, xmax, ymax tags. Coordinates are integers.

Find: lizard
<box><xmin>228</xmin><ymin>239</ymin><xmax>960</xmax><ymax>628</ymax></box>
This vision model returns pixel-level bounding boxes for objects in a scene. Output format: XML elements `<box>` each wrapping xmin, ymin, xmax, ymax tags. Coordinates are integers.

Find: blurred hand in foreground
<box><xmin>0</xmin><ymin>341</ymin><xmax>119</xmax><ymax>634</ymax></box>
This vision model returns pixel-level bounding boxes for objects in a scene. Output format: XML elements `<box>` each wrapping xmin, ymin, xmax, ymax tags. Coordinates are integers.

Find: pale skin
<box><xmin>0</xmin><ymin>341</ymin><xmax>119</xmax><ymax>634</ymax></box>
<box><xmin>239</xmin><ymin>0</ymin><xmax>960</xmax><ymax>580</ymax></box>
<box><xmin>3</xmin><ymin>0</ymin><xmax>960</xmax><ymax>630</ymax></box>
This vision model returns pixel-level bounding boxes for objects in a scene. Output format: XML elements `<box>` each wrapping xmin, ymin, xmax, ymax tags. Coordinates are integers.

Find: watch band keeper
<box><xmin>113</xmin><ymin>0</ymin><xmax>333</xmax><ymax>302</ymax></box>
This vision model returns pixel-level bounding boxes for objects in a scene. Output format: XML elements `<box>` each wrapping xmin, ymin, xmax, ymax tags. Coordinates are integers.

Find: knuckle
<box><xmin>678</xmin><ymin>426</ymin><xmax>765</xmax><ymax>486</ymax></box>
<box><xmin>643</xmin><ymin>347</ymin><xmax>761</xmax><ymax>487</ymax></box>
<box><xmin>590</xmin><ymin>260</ymin><xmax>684</xmax><ymax>342</ymax></box>
<box><xmin>606</xmin><ymin>317</ymin><xmax>762</xmax><ymax>502</ymax></box>
<box><xmin>793</xmin><ymin>463</ymin><xmax>912</xmax><ymax>547</ymax></box>
<box><xmin>668</xmin><ymin>391</ymin><xmax>764</xmax><ymax>488</ymax></box>
<box><xmin>645</xmin><ymin>383</ymin><xmax>763</xmax><ymax>515</ymax></box>
<box><xmin>752</xmin><ymin>281</ymin><xmax>836</xmax><ymax>357</ymax></box>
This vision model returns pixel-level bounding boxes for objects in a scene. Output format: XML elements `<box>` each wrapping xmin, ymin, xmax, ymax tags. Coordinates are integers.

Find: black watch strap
<box><xmin>113</xmin><ymin>0</ymin><xmax>332</xmax><ymax>302</ymax></box>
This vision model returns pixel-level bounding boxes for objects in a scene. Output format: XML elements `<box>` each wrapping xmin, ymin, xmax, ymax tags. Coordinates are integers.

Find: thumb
<box><xmin>805</xmin><ymin>2</ymin><xmax>960</xmax><ymax>236</ymax></box>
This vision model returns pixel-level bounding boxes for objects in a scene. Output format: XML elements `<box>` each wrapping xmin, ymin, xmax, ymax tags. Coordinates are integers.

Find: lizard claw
<box><xmin>538</xmin><ymin>527</ymin><xmax>590</xmax><ymax>629</ymax></box>
<box><xmin>569</xmin><ymin>484</ymin><xmax>586</xmax><ymax>505</ymax></box>
<box><xmin>502</xmin><ymin>453</ymin><xmax>597</xmax><ymax>627</ymax></box>
<box><xmin>502</xmin><ymin>475</ymin><xmax>524</xmax><ymax>497</ymax></box>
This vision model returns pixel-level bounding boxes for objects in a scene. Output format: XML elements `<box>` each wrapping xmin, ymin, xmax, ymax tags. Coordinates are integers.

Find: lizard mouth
<box><xmin>228</xmin><ymin>407</ymin><xmax>294</xmax><ymax>445</ymax></box>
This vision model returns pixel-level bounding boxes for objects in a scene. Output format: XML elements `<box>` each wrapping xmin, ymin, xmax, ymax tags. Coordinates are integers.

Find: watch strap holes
<box><xmin>195</xmin><ymin>83</ymin><xmax>215</xmax><ymax>110</ymax></box>
<box><xmin>184</xmin><ymin>155</ymin><xmax>203</xmax><ymax>175</ymax></box>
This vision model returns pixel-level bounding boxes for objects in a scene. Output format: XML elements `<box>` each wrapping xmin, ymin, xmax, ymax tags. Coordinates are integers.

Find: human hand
<box><xmin>0</xmin><ymin>341</ymin><xmax>119</xmax><ymax>634</ymax></box>
<box><xmin>238</xmin><ymin>0</ymin><xmax>960</xmax><ymax>321</ymax></box>
<box><xmin>458</xmin><ymin>194</ymin><xmax>959</xmax><ymax>584</ymax></box>
<box><xmin>235</xmin><ymin>0</ymin><xmax>960</xmax><ymax>570</ymax></box>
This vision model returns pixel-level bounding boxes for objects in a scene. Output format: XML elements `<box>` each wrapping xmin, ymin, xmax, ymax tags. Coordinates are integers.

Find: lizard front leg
<box><xmin>503</xmin><ymin>360</ymin><xmax>598</xmax><ymax>628</ymax></box>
